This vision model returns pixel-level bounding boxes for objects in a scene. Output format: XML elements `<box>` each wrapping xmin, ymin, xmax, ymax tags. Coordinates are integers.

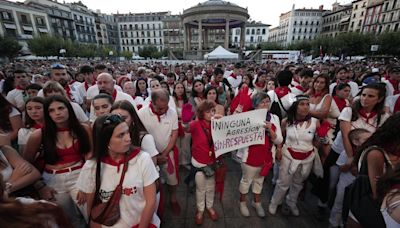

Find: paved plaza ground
<box><xmin>161</xmin><ymin>157</ymin><xmax>330</xmax><ymax>228</ymax></box>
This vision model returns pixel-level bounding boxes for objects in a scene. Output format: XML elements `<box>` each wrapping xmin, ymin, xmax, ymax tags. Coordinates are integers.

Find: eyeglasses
<box><xmin>103</xmin><ymin>114</ymin><xmax>124</xmax><ymax>125</ymax></box>
<box><xmin>51</xmin><ymin>63</ymin><xmax>66</xmax><ymax>69</ymax></box>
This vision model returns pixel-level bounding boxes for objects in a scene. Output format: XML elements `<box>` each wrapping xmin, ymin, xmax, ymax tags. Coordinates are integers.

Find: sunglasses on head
<box><xmin>51</xmin><ymin>63</ymin><xmax>66</xmax><ymax>69</ymax></box>
<box><xmin>103</xmin><ymin>114</ymin><xmax>124</xmax><ymax>125</ymax></box>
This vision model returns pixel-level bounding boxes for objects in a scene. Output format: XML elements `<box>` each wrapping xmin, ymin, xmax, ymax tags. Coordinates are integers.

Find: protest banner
<box><xmin>211</xmin><ymin>109</ymin><xmax>267</xmax><ymax>158</ymax></box>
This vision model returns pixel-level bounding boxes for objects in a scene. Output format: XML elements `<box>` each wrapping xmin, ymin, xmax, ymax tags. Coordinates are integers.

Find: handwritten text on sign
<box><xmin>211</xmin><ymin>109</ymin><xmax>267</xmax><ymax>157</ymax></box>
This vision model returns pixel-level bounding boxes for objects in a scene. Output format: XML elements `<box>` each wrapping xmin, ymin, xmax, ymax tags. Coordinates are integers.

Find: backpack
<box><xmin>342</xmin><ymin>146</ymin><xmax>391</xmax><ymax>228</ymax></box>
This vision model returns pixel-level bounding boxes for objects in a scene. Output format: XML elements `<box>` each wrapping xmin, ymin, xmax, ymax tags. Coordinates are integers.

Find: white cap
<box><xmin>372</xmin><ymin>68</ymin><xmax>379</xmax><ymax>73</ymax></box>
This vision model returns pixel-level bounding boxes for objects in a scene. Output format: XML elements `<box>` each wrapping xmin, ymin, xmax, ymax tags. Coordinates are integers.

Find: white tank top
<box><xmin>310</xmin><ymin>94</ymin><xmax>329</xmax><ymax>112</ymax></box>
<box><xmin>285</xmin><ymin>118</ymin><xmax>317</xmax><ymax>152</ymax></box>
<box><xmin>0</xmin><ymin>150</ymin><xmax>13</xmax><ymax>182</ymax></box>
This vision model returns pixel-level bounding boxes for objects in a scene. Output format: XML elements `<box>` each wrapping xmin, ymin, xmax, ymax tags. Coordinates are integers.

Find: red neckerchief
<box><xmin>168</xmin><ymin>81</ymin><xmax>174</xmax><ymax>86</ymax></box>
<box><xmin>230</xmin><ymin>73</ymin><xmax>237</xmax><ymax>79</ymax></box>
<box><xmin>333</xmin><ymin>96</ymin><xmax>347</xmax><ymax>112</ymax></box>
<box><xmin>57</xmin><ymin>127</ymin><xmax>70</xmax><ymax>132</ymax></box>
<box><xmin>64</xmin><ymin>85</ymin><xmax>72</xmax><ymax>100</ymax></box>
<box><xmin>130</xmin><ymin>94</ymin><xmax>136</xmax><ymax>100</ymax></box>
<box><xmin>187</xmin><ymin>79</ymin><xmax>193</xmax><ymax>85</ymax></box>
<box><xmin>84</xmin><ymin>81</ymin><xmax>94</xmax><ymax>91</ymax></box>
<box><xmin>293</xmin><ymin>78</ymin><xmax>300</xmax><ymax>84</ymax></box>
<box><xmin>101</xmin><ymin>148</ymin><xmax>140</xmax><ymax>172</ymax></box>
<box><xmin>112</xmin><ymin>89</ymin><xmax>117</xmax><ymax>101</ymax></box>
<box><xmin>210</xmin><ymin>81</ymin><xmax>221</xmax><ymax>89</ymax></box>
<box><xmin>275</xmin><ymin>86</ymin><xmax>290</xmax><ymax>99</ymax></box>
<box><xmin>149</xmin><ymin>102</ymin><xmax>163</xmax><ymax>122</ymax></box>
<box><xmin>388</xmin><ymin>78</ymin><xmax>400</xmax><ymax>95</ymax></box>
<box><xmin>32</xmin><ymin>123</ymin><xmax>43</xmax><ymax>129</ymax></box>
<box><xmin>358</xmin><ymin>109</ymin><xmax>377</xmax><ymax>124</ymax></box>
<box><xmin>176</xmin><ymin>96</ymin><xmax>184</xmax><ymax>101</ymax></box>
<box><xmin>295</xmin><ymin>85</ymin><xmax>307</xmax><ymax>92</ymax></box>
<box><xmin>337</xmin><ymin>79</ymin><xmax>350</xmax><ymax>84</ymax></box>
<box><xmin>394</xmin><ymin>96</ymin><xmax>400</xmax><ymax>113</ymax></box>
<box><xmin>15</xmin><ymin>85</ymin><xmax>25</xmax><ymax>90</ymax></box>
<box><xmin>255</xmin><ymin>81</ymin><xmax>265</xmax><ymax>88</ymax></box>
<box><xmin>312</xmin><ymin>91</ymin><xmax>325</xmax><ymax>98</ymax></box>
<box><xmin>391</xmin><ymin>184</ymin><xmax>400</xmax><ymax>190</ymax></box>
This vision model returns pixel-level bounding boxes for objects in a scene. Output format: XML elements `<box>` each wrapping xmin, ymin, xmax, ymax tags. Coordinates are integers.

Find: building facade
<box><xmin>321</xmin><ymin>3</ymin><xmax>352</xmax><ymax>37</ymax></box>
<box><xmin>0</xmin><ymin>0</ymin><xmax>51</xmax><ymax>46</ymax></box>
<box><xmin>69</xmin><ymin>2</ymin><xmax>97</xmax><ymax>44</ymax></box>
<box><xmin>363</xmin><ymin>0</ymin><xmax>400</xmax><ymax>33</ymax></box>
<box><xmin>276</xmin><ymin>5</ymin><xmax>325</xmax><ymax>46</ymax></box>
<box><xmin>231</xmin><ymin>21</ymin><xmax>270</xmax><ymax>48</ymax></box>
<box><xmin>116</xmin><ymin>11</ymin><xmax>169</xmax><ymax>54</ymax></box>
<box><xmin>162</xmin><ymin>14</ymin><xmax>183</xmax><ymax>51</ymax></box>
<box><xmin>268</xmin><ymin>26</ymin><xmax>279</xmax><ymax>43</ymax></box>
<box><xmin>25</xmin><ymin>0</ymin><xmax>75</xmax><ymax>41</ymax></box>
<box><xmin>348</xmin><ymin>0</ymin><xmax>368</xmax><ymax>32</ymax></box>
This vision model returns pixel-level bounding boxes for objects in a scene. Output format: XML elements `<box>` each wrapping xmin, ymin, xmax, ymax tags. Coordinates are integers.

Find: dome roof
<box><xmin>199</xmin><ymin>0</ymin><xmax>238</xmax><ymax>7</ymax></box>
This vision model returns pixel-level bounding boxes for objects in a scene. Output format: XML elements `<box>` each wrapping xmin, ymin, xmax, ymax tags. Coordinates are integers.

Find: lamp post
<box><xmin>59</xmin><ymin>48</ymin><xmax>66</xmax><ymax>59</ymax></box>
<box><xmin>109</xmin><ymin>50</ymin><xmax>113</xmax><ymax>61</ymax></box>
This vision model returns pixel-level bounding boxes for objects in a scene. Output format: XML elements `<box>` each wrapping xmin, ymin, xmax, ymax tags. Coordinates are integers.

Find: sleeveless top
<box><xmin>310</xmin><ymin>94</ymin><xmax>329</xmax><ymax>112</ymax></box>
<box><xmin>0</xmin><ymin>150</ymin><xmax>13</xmax><ymax>182</ymax></box>
<box><xmin>381</xmin><ymin>196</ymin><xmax>400</xmax><ymax>228</ymax></box>
<box><xmin>55</xmin><ymin>140</ymin><xmax>82</xmax><ymax>165</ymax></box>
<box><xmin>285</xmin><ymin>118</ymin><xmax>317</xmax><ymax>152</ymax></box>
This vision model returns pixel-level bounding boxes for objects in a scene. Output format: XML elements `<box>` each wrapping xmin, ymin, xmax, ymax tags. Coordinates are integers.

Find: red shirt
<box><xmin>189</xmin><ymin>120</ymin><xmax>215</xmax><ymax>165</ymax></box>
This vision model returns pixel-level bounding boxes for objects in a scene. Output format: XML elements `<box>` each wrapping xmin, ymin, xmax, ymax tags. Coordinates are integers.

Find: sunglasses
<box><xmin>103</xmin><ymin>114</ymin><xmax>124</xmax><ymax>125</ymax></box>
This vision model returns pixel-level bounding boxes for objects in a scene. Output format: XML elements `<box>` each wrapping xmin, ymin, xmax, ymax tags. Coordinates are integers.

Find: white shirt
<box><xmin>385</xmin><ymin>94</ymin><xmax>400</xmax><ymax>114</ymax></box>
<box><xmin>18</xmin><ymin>128</ymin><xmax>35</xmax><ymax>146</ymax></box>
<box><xmin>70</xmin><ymin>102</ymin><xmax>89</xmax><ymax>123</ymax></box>
<box><xmin>138</xmin><ymin>105</ymin><xmax>178</xmax><ymax>152</ymax></box>
<box><xmin>267</xmin><ymin>89</ymin><xmax>296</xmax><ymax>118</ymax></box>
<box><xmin>76</xmin><ymin>151</ymin><xmax>160</xmax><ymax>227</ymax></box>
<box><xmin>37</xmin><ymin>84</ymin><xmax>83</xmax><ymax>104</ymax></box>
<box><xmin>0</xmin><ymin>150</ymin><xmax>13</xmax><ymax>182</ymax></box>
<box><xmin>88</xmin><ymin>90</ymin><xmax>135</xmax><ymax>122</ymax></box>
<box><xmin>227</xmin><ymin>74</ymin><xmax>243</xmax><ymax>89</ymax></box>
<box><xmin>285</xmin><ymin>118</ymin><xmax>318</xmax><ymax>152</ymax></box>
<box><xmin>6</xmin><ymin>89</ymin><xmax>26</xmax><ymax>110</ymax></box>
<box><xmin>331</xmin><ymin>107</ymin><xmax>390</xmax><ymax>153</ymax></box>
<box><xmin>329</xmin><ymin>81</ymin><xmax>359</xmax><ymax>98</ymax></box>
<box><xmin>382</xmin><ymin>78</ymin><xmax>400</xmax><ymax>97</ymax></box>
<box><xmin>140</xmin><ymin>134</ymin><xmax>159</xmax><ymax>158</ymax></box>
<box><xmin>336</xmin><ymin>150</ymin><xmax>356</xmax><ymax>184</ymax></box>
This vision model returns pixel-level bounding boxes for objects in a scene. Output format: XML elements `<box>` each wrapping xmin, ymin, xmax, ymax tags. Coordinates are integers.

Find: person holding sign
<box><xmin>238</xmin><ymin>92</ymin><xmax>283</xmax><ymax>218</ymax></box>
<box><xmin>268</xmin><ymin>95</ymin><xmax>324</xmax><ymax>216</ymax></box>
<box><xmin>181</xmin><ymin>101</ymin><xmax>222</xmax><ymax>225</ymax></box>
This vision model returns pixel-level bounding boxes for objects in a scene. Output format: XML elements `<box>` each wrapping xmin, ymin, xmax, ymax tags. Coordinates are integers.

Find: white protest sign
<box><xmin>211</xmin><ymin>109</ymin><xmax>267</xmax><ymax>158</ymax></box>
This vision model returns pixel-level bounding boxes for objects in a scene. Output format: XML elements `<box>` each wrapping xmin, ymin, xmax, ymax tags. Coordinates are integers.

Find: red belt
<box><xmin>44</xmin><ymin>163</ymin><xmax>84</xmax><ymax>174</ymax></box>
<box><xmin>288</xmin><ymin>148</ymin><xmax>313</xmax><ymax>160</ymax></box>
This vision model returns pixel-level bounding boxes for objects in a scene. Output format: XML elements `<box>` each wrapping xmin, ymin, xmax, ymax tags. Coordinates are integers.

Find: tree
<box><xmin>120</xmin><ymin>51</ymin><xmax>133</xmax><ymax>59</ymax></box>
<box><xmin>139</xmin><ymin>45</ymin><xmax>164</xmax><ymax>59</ymax></box>
<box><xmin>377</xmin><ymin>32</ymin><xmax>400</xmax><ymax>56</ymax></box>
<box><xmin>0</xmin><ymin>36</ymin><xmax>21</xmax><ymax>60</ymax></box>
<box><xmin>259</xmin><ymin>42</ymin><xmax>283</xmax><ymax>50</ymax></box>
<box><xmin>28</xmin><ymin>35</ymin><xmax>63</xmax><ymax>56</ymax></box>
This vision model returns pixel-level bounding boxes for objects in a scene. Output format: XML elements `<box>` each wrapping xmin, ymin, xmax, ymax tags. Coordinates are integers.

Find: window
<box><xmin>21</xmin><ymin>14</ymin><xmax>29</xmax><ymax>24</ymax></box>
<box><xmin>246</xmin><ymin>29</ymin><xmax>249</xmax><ymax>35</ymax></box>
<box><xmin>129</xmin><ymin>24</ymin><xmax>133</xmax><ymax>30</ymax></box>
<box><xmin>131</xmin><ymin>39</ymin><xmax>134</xmax><ymax>45</ymax></box>
<box><xmin>135</xmin><ymin>24</ymin><xmax>138</xmax><ymax>30</ymax></box>
<box><xmin>250</xmin><ymin>36</ymin><xmax>254</xmax><ymax>42</ymax></box>
<box><xmin>234</xmin><ymin>37</ymin><xmax>238</xmax><ymax>42</ymax></box>
<box><xmin>147</xmin><ymin>24</ymin><xmax>149</xmax><ymax>29</ymax></box>
<box><xmin>293</xmin><ymin>28</ymin><xmax>296</xmax><ymax>33</ymax></box>
<box><xmin>137</xmin><ymin>39</ymin><xmax>140</xmax><ymax>44</ymax></box>
<box><xmin>235</xmin><ymin>29</ymin><xmax>240</xmax><ymax>35</ymax></box>
<box><xmin>262</xmin><ymin>29</ymin><xmax>266</xmax><ymax>34</ymax></box>
<box><xmin>154</xmin><ymin>38</ymin><xmax>157</xmax><ymax>44</ymax></box>
<box><xmin>304</xmin><ymin>28</ymin><xmax>307</xmax><ymax>33</ymax></box>
<box><xmin>294</xmin><ymin>21</ymin><xmax>297</xmax><ymax>25</ymax></box>
<box><xmin>300</xmin><ymin>21</ymin><xmax>303</xmax><ymax>25</ymax></box>
<box><xmin>160</xmin><ymin>39</ymin><xmax>162</xmax><ymax>44</ymax></box>
<box><xmin>251</xmin><ymin>29</ymin><xmax>255</xmax><ymax>35</ymax></box>
<box><xmin>305</xmin><ymin>21</ymin><xmax>308</xmax><ymax>25</ymax></box>
<box><xmin>148</xmin><ymin>38</ymin><xmax>151</xmax><ymax>44</ymax></box>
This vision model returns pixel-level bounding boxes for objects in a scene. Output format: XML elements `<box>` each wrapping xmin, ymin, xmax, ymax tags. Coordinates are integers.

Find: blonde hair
<box><xmin>42</xmin><ymin>81</ymin><xmax>67</xmax><ymax>97</ymax></box>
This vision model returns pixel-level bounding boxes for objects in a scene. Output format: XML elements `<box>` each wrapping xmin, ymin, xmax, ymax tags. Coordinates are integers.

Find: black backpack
<box><xmin>342</xmin><ymin>146</ymin><xmax>390</xmax><ymax>228</ymax></box>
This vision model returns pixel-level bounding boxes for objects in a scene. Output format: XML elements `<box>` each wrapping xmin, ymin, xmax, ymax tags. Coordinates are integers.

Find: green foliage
<box><xmin>259</xmin><ymin>42</ymin><xmax>283</xmax><ymax>50</ymax></box>
<box><xmin>27</xmin><ymin>35</ymin><xmax>117</xmax><ymax>58</ymax></box>
<box><xmin>376</xmin><ymin>32</ymin><xmax>400</xmax><ymax>56</ymax></box>
<box><xmin>0</xmin><ymin>36</ymin><xmax>21</xmax><ymax>59</ymax></box>
<box><xmin>138</xmin><ymin>45</ymin><xmax>165</xmax><ymax>59</ymax></box>
<box><xmin>120</xmin><ymin>51</ymin><xmax>133</xmax><ymax>59</ymax></box>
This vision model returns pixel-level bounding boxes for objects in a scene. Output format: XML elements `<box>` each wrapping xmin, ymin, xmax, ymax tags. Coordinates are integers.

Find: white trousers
<box><xmin>270</xmin><ymin>154</ymin><xmax>313</xmax><ymax>207</ymax></box>
<box><xmin>160</xmin><ymin>150</ymin><xmax>178</xmax><ymax>186</ymax></box>
<box><xmin>42</xmin><ymin>168</ymin><xmax>86</xmax><ymax>227</ymax></box>
<box><xmin>239</xmin><ymin>163</ymin><xmax>265</xmax><ymax>194</ymax></box>
<box><xmin>195</xmin><ymin>171</ymin><xmax>215</xmax><ymax>212</ymax></box>
<box><xmin>329</xmin><ymin>173</ymin><xmax>355</xmax><ymax>227</ymax></box>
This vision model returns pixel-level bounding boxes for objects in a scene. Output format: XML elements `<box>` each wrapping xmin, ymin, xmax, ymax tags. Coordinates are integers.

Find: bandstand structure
<box><xmin>182</xmin><ymin>0</ymin><xmax>249</xmax><ymax>60</ymax></box>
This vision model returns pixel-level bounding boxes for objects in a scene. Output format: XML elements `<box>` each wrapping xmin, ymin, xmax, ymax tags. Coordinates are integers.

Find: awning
<box><xmin>38</xmin><ymin>28</ymin><xmax>48</xmax><ymax>33</ymax></box>
<box><xmin>22</xmin><ymin>26</ymin><xmax>34</xmax><ymax>31</ymax></box>
<box><xmin>4</xmin><ymin>23</ymin><xmax>16</xmax><ymax>29</ymax></box>
<box><xmin>340</xmin><ymin>16</ymin><xmax>350</xmax><ymax>23</ymax></box>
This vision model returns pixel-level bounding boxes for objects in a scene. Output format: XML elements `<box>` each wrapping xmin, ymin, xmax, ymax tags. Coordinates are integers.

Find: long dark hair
<box><xmin>309</xmin><ymin>74</ymin><xmax>330</xmax><ymax>95</ymax></box>
<box><xmin>173</xmin><ymin>82</ymin><xmax>188</xmax><ymax>104</ymax></box>
<box><xmin>351</xmin><ymin>83</ymin><xmax>386</xmax><ymax>126</ymax></box>
<box><xmin>42</xmin><ymin>95</ymin><xmax>91</xmax><ymax>164</ymax></box>
<box><xmin>0</xmin><ymin>94</ymin><xmax>14</xmax><ymax>132</ymax></box>
<box><xmin>135</xmin><ymin>78</ymin><xmax>148</xmax><ymax>97</ymax></box>
<box><xmin>24</xmin><ymin>97</ymin><xmax>45</xmax><ymax>128</ymax></box>
<box><xmin>204</xmin><ymin>85</ymin><xmax>220</xmax><ymax>105</ymax></box>
<box><xmin>377</xmin><ymin>163</ymin><xmax>400</xmax><ymax>205</ymax></box>
<box><xmin>354</xmin><ymin>113</ymin><xmax>400</xmax><ymax>165</ymax></box>
<box><xmin>191</xmin><ymin>79</ymin><xmax>205</xmax><ymax>98</ymax></box>
<box><xmin>110</xmin><ymin>100</ymin><xmax>148</xmax><ymax>147</ymax></box>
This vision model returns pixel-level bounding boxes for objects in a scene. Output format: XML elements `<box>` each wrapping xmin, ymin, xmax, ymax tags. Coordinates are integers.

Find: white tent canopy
<box><xmin>204</xmin><ymin>46</ymin><xmax>238</xmax><ymax>60</ymax></box>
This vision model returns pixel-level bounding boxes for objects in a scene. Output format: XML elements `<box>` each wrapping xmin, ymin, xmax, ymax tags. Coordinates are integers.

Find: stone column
<box><xmin>224</xmin><ymin>19</ymin><xmax>230</xmax><ymax>49</ymax></box>
<box><xmin>240</xmin><ymin>23</ymin><xmax>245</xmax><ymax>50</ymax></box>
<box><xmin>204</xmin><ymin>28</ymin><xmax>209</xmax><ymax>50</ymax></box>
<box><xmin>183</xmin><ymin>24</ymin><xmax>187</xmax><ymax>51</ymax></box>
<box><xmin>188</xmin><ymin>26</ymin><xmax>192</xmax><ymax>51</ymax></box>
<box><xmin>198</xmin><ymin>19</ymin><xmax>203</xmax><ymax>57</ymax></box>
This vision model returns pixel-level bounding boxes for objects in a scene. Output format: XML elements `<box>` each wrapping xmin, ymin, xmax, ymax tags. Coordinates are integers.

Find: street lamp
<box><xmin>59</xmin><ymin>49</ymin><xmax>66</xmax><ymax>59</ymax></box>
<box><xmin>109</xmin><ymin>50</ymin><xmax>113</xmax><ymax>61</ymax></box>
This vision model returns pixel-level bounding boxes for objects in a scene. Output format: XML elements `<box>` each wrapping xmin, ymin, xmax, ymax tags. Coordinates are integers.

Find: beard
<box><xmin>58</xmin><ymin>79</ymin><xmax>68</xmax><ymax>87</ymax></box>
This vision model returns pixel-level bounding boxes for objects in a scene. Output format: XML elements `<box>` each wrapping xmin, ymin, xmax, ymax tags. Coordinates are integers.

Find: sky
<box><xmin>14</xmin><ymin>0</ymin><xmax>353</xmax><ymax>27</ymax></box>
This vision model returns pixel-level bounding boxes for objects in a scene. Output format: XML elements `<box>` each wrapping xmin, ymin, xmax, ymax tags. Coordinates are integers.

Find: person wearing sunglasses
<box><xmin>76</xmin><ymin>114</ymin><xmax>160</xmax><ymax>227</ymax></box>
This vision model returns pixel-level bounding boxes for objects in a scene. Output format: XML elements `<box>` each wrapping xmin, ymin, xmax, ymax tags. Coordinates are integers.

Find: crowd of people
<box><xmin>0</xmin><ymin>58</ymin><xmax>400</xmax><ymax>228</ymax></box>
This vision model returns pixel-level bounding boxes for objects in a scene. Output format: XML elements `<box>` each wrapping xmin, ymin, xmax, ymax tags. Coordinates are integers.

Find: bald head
<box><xmin>97</xmin><ymin>73</ymin><xmax>114</xmax><ymax>94</ymax></box>
<box><xmin>151</xmin><ymin>89</ymin><xmax>170</xmax><ymax>115</ymax></box>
